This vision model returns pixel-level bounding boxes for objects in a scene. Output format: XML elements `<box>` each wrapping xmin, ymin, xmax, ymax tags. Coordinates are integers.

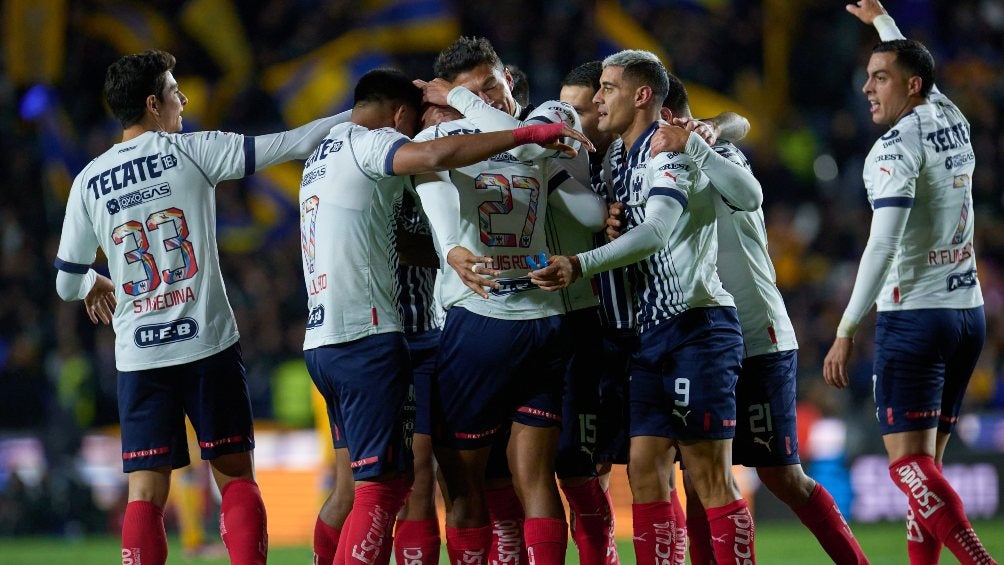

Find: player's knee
<box><xmin>757</xmin><ymin>465</ymin><xmax>814</xmax><ymax>506</ymax></box>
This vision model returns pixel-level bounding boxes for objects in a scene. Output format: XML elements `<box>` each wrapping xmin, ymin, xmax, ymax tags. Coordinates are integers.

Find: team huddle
<box><xmin>53</xmin><ymin>1</ymin><xmax>997</xmax><ymax>564</ymax></box>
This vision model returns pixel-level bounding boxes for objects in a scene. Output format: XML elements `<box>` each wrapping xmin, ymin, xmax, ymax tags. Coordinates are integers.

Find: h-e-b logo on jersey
<box><xmin>946</xmin><ymin>268</ymin><xmax>977</xmax><ymax>292</ymax></box>
<box><xmin>306</xmin><ymin>305</ymin><xmax>325</xmax><ymax>329</ymax></box>
<box><xmin>134</xmin><ymin>317</ymin><xmax>199</xmax><ymax>347</ymax></box>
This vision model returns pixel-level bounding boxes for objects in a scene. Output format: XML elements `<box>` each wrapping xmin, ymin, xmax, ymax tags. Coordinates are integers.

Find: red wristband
<box><xmin>512</xmin><ymin>122</ymin><xmax>565</xmax><ymax>146</ymax></box>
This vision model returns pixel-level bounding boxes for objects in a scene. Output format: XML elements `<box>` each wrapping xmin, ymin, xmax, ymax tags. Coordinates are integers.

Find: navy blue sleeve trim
<box><xmin>873</xmin><ymin>196</ymin><xmax>914</xmax><ymax>209</ymax></box>
<box><xmin>243</xmin><ymin>136</ymin><xmax>255</xmax><ymax>176</ymax></box>
<box><xmin>650</xmin><ymin>187</ymin><xmax>688</xmax><ymax>209</ymax></box>
<box><xmin>384</xmin><ymin>137</ymin><xmax>410</xmax><ymax>176</ymax></box>
<box><xmin>54</xmin><ymin>258</ymin><xmax>91</xmax><ymax>274</ymax></box>
<box><xmin>547</xmin><ymin>169</ymin><xmax>571</xmax><ymax>195</ymax></box>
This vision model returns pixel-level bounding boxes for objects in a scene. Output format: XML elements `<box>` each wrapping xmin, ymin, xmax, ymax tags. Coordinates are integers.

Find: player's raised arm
<box><xmin>391</xmin><ymin>122</ymin><xmax>587</xmax><ymax>176</ymax></box>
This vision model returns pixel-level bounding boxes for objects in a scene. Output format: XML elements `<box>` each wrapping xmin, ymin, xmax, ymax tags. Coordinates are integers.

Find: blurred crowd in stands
<box><xmin>1</xmin><ymin>0</ymin><xmax>1003</xmax><ymax>534</ymax></box>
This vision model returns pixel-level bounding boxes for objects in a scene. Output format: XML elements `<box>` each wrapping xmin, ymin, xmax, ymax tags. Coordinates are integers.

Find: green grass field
<box><xmin>1</xmin><ymin>518</ymin><xmax>1002</xmax><ymax>564</ymax></box>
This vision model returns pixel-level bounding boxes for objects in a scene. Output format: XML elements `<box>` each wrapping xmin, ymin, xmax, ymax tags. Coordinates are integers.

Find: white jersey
<box><xmin>588</xmin><ymin>124</ymin><xmax>734</xmax><ymax>332</ymax></box>
<box><xmin>863</xmin><ymin>91</ymin><xmax>982</xmax><ymax>311</ymax></box>
<box><xmin>711</xmin><ymin>142</ymin><xmax>797</xmax><ymax>357</ymax></box>
<box><xmin>545</xmin><ymin>151</ymin><xmax>600</xmax><ymax>312</ymax></box>
<box><xmin>55</xmin><ymin>131</ymin><xmax>253</xmax><ymax>371</ymax></box>
<box><xmin>414</xmin><ymin>116</ymin><xmax>577</xmax><ymax>320</ymax></box>
<box><xmin>299</xmin><ymin>122</ymin><xmax>412</xmax><ymax>349</ymax></box>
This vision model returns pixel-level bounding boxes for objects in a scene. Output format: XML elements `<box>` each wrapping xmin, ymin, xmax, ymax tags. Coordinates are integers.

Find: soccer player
<box><xmin>823</xmin><ymin>2</ymin><xmax>997</xmax><ymax>564</ymax></box>
<box><xmin>391</xmin><ymin>104</ymin><xmax>466</xmax><ymax>565</ymax></box>
<box><xmin>647</xmin><ymin>80</ymin><xmax>870</xmax><ymax>564</ymax></box>
<box><xmin>412</xmin><ymin>37</ymin><xmax>608</xmax><ymax>565</ymax></box>
<box><xmin>529</xmin><ymin>49</ymin><xmax>762</xmax><ymax>564</ymax></box>
<box><xmin>299</xmin><ymin>68</ymin><xmax>589</xmax><ymax>565</ymax></box>
<box><xmin>53</xmin><ymin>49</ymin><xmax>359</xmax><ymax>565</ymax></box>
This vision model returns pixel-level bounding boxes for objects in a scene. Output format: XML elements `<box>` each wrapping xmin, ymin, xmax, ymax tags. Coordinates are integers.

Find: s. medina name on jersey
<box><xmin>55</xmin><ymin>130</ymin><xmax>255</xmax><ymax>372</ymax></box>
<box><xmin>862</xmin><ymin>89</ymin><xmax>982</xmax><ymax>311</ymax></box>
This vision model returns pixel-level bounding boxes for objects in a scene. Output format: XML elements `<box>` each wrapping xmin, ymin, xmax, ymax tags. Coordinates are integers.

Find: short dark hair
<box><xmin>561</xmin><ymin>60</ymin><xmax>602</xmax><ymax>91</ymax></box>
<box><xmin>661</xmin><ymin>71</ymin><xmax>690</xmax><ymax>116</ymax></box>
<box><xmin>603</xmin><ymin>50</ymin><xmax>669</xmax><ymax>105</ymax></box>
<box><xmin>353</xmin><ymin>68</ymin><xmax>422</xmax><ymax>111</ymax></box>
<box><xmin>505</xmin><ymin>64</ymin><xmax>529</xmax><ymax>107</ymax></box>
<box><xmin>104</xmin><ymin>50</ymin><xmax>176</xmax><ymax>128</ymax></box>
<box><xmin>433</xmin><ymin>36</ymin><xmax>502</xmax><ymax>81</ymax></box>
<box><xmin>873</xmin><ymin>39</ymin><xmax>936</xmax><ymax>97</ymax></box>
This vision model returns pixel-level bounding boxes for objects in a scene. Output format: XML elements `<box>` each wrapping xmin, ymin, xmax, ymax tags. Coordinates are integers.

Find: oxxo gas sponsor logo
<box><xmin>107</xmin><ymin>183</ymin><xmax>172</xmax><ymax>215</ymax></box>
<box><xmin>945</xmin><ymin>151</ymin><xmax>975</xmax><ymax>170</ymax></box>
<box><xmin>134</xmin><ymin>317</ymin><xmax>198</xmax><ymax>347</ymax></box>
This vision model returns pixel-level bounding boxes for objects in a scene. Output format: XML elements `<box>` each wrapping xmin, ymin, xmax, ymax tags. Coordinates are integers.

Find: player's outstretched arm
<box><xmin>252</xmin><ymin>110</ymin><xmax>352</xmax><ymax>171</ymax></box>
<box><xmin>419</xmin><ymin>79</ymin><xmax>586</xmax><ymax>162</ymax></box>
<box><xmin>531</xmin><ymin>195</ymin><xmax>684</xmax><ymax>291</ymax></box>
<box><xmin>391</xmin><ymin>122</ymin><xmax>590</xmax><ymax>176</ymax></box>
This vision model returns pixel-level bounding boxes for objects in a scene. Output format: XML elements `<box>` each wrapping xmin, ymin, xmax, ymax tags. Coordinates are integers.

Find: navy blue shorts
<box><xmin>733</xmin><ymin>350</ymin><xmax>801</xmax><ymax>467</ymax></box>
<box><xmin>118</xmin><ymin>343</ymin><xmax>254</xmax><ymax>472</ymax></box>
<box><xmin>305</xmin><ymin>332</ymin><xmax>412</xmax><ymax>480</ymax></box>
<box><xmin>630</xmin><ymin>307</ymin><xmax>743</xmax><ymax>441</ymax></box>
<box><xmin>594</xmin><ymin>328</ymin><xmax>636</xmax><ymax>465</ymax></box>
<box><xmin>407</xmin><ymin>328</ymin><xmax>440</xmax><ymax>437</ymax></box>
<box><xmin>874</xmin><ymin>307</ymin><xmax>985</xmax><ymax>435</ymax></box>
<box><xmin>557</xmin><ymin>308</ymin><xmax>605</xmax><ymax>479</ymax></box>
<box><xmin>432</xmin><ymin>307</ymin><xmax>568</xmax><ymax>449</ymax></box>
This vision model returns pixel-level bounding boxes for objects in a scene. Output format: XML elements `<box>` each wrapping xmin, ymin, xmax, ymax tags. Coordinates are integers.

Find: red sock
<box><xmin>601</xmin><ymin>487</ymin><xmax>619</xmax><ymax>565</ymax></box>
<box><xmin>631</xmin><ymin>501</ymin><xmax>674</xmax><ymax>565</ymax></box>
<box><xmin>524</xmin><ymin>517</ymin><xmax>567</xmax><ymax>565</ymax></box>
<box><xmin>315</xmin><ymin>516</ymin><xmax>342</xmax><ymax>565</ymax></box>
<box><xmin>889</xmin><ymin>456</ymin><xmax>995</xmax><ymax>565</ymax></box>
<box><xmin>334</xmin><ymin>513</ymin><xmax>353</xmax><ymax>565</ymax></box>
<box><xmin>685</xmin><ymin>495</ymin><xmax>714</xmax><ymax>565</ymax></box>
<box><xmin>561</xmin><ymin>478</ymin><xmax>615</xmax><ymax>565</ymax></box>
<box><xmin>906</xmin><ymin>507</ymin><xmax>942</xmax><ymax>565</ymax></box>
<box><xmin>446</xmin><ymin>526</ymin><xmax>492</xmax><ymax>565</ymax></box>
<box><xmin>486</xmin><ymin>485</ymin><xmax>527</xmax><ymax>565</ymax></box>
<box><xmin>394</xmin><ymin>519</ymin><xmax>441</xmax><ymax>565</ymax></box>
<box><xmin>669</xmin><ymin>490</ymin><xmax>687</xmax><ymax>565</ymax></box>
<box><xmin>343</xmin><ymin>481</ymin><xmax>407</xmax><ymax>565</ymax></box>
<box><xmin>122</xmin><ymin>500</ymin><xmax>168</xmax><ymax>565</ymax></box>
<box><xmin>706</xmin><ymin>499</ymin><xmax>755</xmax><ymax>565</ymax></box>
<box><xmin>792</xmin><ymin>483</ymin><xmax>868</xmax><ymax>564</ymax></box>
<box><xmin>906</xmin><ymin>460</ymin><xmax>943</xmax><ymax>565</ymax></box>
<box><xmin>220</xmin><ymin>479</ymin><xmax>268</xmax><ymax>565</ymax></box>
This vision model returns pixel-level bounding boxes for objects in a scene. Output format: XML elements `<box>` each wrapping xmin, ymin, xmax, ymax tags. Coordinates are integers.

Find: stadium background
<box><xmin>1</xmin><ymin>0</ymin><xmax>1002</xmax><ymax>560</ymax></box>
